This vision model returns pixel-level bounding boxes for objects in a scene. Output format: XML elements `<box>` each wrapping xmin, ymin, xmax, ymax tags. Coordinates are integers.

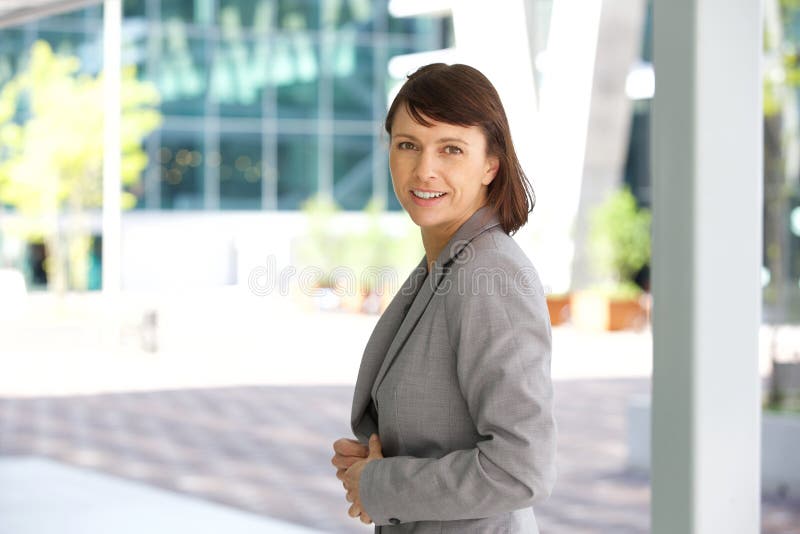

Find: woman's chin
<box><xmin>405</xmin><ymin>210</ymin><xmax>441</xmax><ymax>229</ymax></box>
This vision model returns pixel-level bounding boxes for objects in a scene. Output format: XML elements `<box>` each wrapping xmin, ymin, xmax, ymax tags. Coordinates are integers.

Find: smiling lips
<box><xmin>411</xmin><ymin>189</ymin><xmax>447</xmax><ymax>199</ymax></box>
<box><xmin>410</xmin><ymin>189</ymin><xmax>447</xmax><ymax>207</ymax></box>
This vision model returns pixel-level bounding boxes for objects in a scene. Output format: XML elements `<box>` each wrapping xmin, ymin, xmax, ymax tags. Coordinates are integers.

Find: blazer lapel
<box><xmin>351</xmin><ymin>256</ymin><xmax>428</xmax><ymax>437</ymax></box>
<box><xmin>368</xmin><ymin>206</ymin><xmax>503</xmax><ymax>401</ymax></box>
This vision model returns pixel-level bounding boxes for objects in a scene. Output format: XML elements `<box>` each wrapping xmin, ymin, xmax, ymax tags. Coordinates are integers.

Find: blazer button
<box><xmin>389</xmin><ymin>518</ymin><xmax>400</xmax><ymax>525</ymax></box>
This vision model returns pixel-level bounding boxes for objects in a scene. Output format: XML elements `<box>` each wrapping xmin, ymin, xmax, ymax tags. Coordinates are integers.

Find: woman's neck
<box><xmin>420</xmin><ymin>215</ymin><xmax>470</xmax><ymax>273</ymax></box>
<box><xmin>422</xmin><ymin>230</ymin><xmax>447</xmax><ymax>274</ymax></box>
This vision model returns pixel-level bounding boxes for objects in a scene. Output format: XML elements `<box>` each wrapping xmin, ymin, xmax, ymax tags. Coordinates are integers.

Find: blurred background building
<box><xmin>0</xmin><ymin>0</ymin><xmax>798</xmax><ymax>321</ymax></box>
<box><xmin>0</xmin><ymin>0</ymin><xmax>455</xmax><ymax>291</ymax></box>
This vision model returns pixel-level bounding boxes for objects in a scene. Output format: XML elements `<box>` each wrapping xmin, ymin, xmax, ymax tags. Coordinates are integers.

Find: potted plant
<box><xmin>571</xmin><ymin>186</ymin><xmax>651</xmax><ymax>331</ymax></box>
<box><xmin>545</xmin><ymin>292</ymin><xmax>571</xmax><ymax>326</ymax></box>
<box><xmin>293</xmin><ymin>194</ymin><xmax>421</xmax><ymax>314</ymax></box>
<box><xmin>292</xmin><ymin>194</ymin><xmax>347</xmax><ymax>311</ymax></box>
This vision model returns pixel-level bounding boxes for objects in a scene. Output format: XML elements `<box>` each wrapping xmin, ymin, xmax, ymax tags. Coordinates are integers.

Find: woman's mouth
<box><xmin>410</xmin><ymin>189</ymin><xmax>447</xmax><ymax>206</ymax></box>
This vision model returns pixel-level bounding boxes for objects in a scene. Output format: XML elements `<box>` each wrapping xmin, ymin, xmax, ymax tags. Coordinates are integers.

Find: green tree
<box><xmin>588</xmin><ymin>186</ymin><xmax>651</xmax><ymax>300</ymax></box>
<box><xmin>0</xmin><ymin>40</ymin><xmax>161</xmax><ymax>292</ymax></box>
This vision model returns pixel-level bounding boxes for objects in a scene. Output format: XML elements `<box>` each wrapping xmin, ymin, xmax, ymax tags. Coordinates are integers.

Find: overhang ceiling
<box><xmin>0</xmin><ymin>0</ymin><xmax>101</xmax><ymax>30</ymax></box>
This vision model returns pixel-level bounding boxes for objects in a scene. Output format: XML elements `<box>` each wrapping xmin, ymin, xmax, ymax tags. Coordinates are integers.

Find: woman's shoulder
<box><xmin>454</xmin><ymin>226</ymin><xmax>539</xmax><ymax>276</ymax></box>
<box><xmin>445</xmin><ymin>227</ymin><xmax>545</xmax><ymax>303</ymax></box>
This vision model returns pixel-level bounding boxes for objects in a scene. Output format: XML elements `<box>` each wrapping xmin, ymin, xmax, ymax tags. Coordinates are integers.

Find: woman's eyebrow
<box><xmin>438</xmin><ymin>137</ymin><xmax>469</xmax><ymax>145</ymax></box>
<box><xmin>393</xmin><ymin>133</ymin><xmax>470</xmax><ymax>145</ymax></box>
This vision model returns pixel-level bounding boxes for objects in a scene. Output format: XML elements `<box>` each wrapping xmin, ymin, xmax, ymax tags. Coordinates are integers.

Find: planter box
<box><xmin>569</xmin><ymin>290</ymin><xmax>650</xmax><ymax>332</ymax></box>
<box><xmin>626</xmin><ymin>396</ymin><xmax>800</xmax><ymax>498</ymax></box>
<box><xmin>546</xmin><ymin>294</ymin><xmax>571</xmax><ymax>326</ymax></box>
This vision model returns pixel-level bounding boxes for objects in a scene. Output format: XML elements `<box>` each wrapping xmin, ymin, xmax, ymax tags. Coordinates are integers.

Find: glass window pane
<box><xmin>0</xmin><ymin>29</ymin><xmax>26</xmax><ymax>82</ymax></box>
<box><xmin>36</xmin><ymin>31</ymin><xmax>101</xmax><ymax>73</ymax></box>
<box><xmin>151</xmin><ymin>22</ymin><xmax>207</xmax><ymax>116</ymax></box>
<box><xmin>274</xmin><ymin>35</ymin><xmax>319</xmax><ymax>118</ymax></box>
<box><xmin>388</xmin><ymin>15</ymin><xmax>440</xmax><ymax>37</ymax></box>
<box><xmin>277</xmin><ymin>134</ymin><xmax>317</xmax><ymax>210</ymax></box>
<box><xmin>125</xmin><ymin>136</ymin><xmax>152</xmax><ymax>210</ymax></box>
<box><xmin>322</xmin><ymin>0</ymin><xmax>375</xmax><ymax>30</ymax></box>
<box><xmin>122</xmin><ymin>22</ymin><xmax>148</xmax><ymax>79</ymax></box>
<box><xmin>220</xmin><ymin>132</ymin><xmax>263</xmax><ymax>210</ymax></box>
<box><xmin>277</xmin><ymin>0</ymin><xmax>320</xmax><ymax>31</ymax></box>
<box><xmin>38</xmin><ymin>5</ymin><xmax>100</xmax><ymax>29</ymax></box>
<box><xmin>334</xmin><ymin>135</ymin><xmax>372</xmax><ymax>211</ymax></box>
<box><xmin>211</xmin><ymin>36</ymin><xmax>265</xmax><ymax>116</ymax></box>
<box><xmin>124</xmin><ymin>0</ymin><xmax>146</xmax><ymax>18</ymax></box>
<box><xmin>161</xmin><ymin>0</ymin><xmax>213</xmax><ymax>26</ymax></box>
<box><xmin>160</xmin><ymin>131</ymin><xmax>205</xmax><ymax>209</ymax></box>
<box><xmin>333</xmin><ymin>42</ymin><xmax>372</xmax><ymax>120</ymax></box>
<box><xmin>220</xmin><ymin>0</ymin><xmax>274</xmax><ymax>32</ymax></box>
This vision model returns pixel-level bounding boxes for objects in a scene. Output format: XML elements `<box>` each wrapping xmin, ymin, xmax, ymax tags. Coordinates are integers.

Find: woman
<box><xmin>331</xmin><ymin>63</ymin><xmax>557</xmax><ymax>533</ymax></box>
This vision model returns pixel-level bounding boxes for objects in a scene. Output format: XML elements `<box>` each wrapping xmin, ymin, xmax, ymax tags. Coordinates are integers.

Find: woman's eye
<box><xmin>397</xmin><ymin>141</ymin><xmax>415</xmax><ymax>150</ymax></box>
<box><xmin>444</xmin><ymin>145</ymin><xmax>463</xmax><ymax>155</ymax></box>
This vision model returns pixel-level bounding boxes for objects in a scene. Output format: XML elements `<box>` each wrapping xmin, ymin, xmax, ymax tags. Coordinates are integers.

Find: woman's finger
<box><xmin>335</xmin><ymin>468</ymin><xmax>346</xmax><ymax>481</ymax></box>
<box><xmin>331</xmin><ymin>453</ymin><xmax>363</xmax><ymax>470</ymax></box>
<box><xmin>360</xmin><ymin>513</ymin><xmax>373</xmax><ymax>525</ymax></box>
<box><xmin>348</xmin><ymin>503</ymin><xmax>361</xmax><ymax>518</ymax></box>
<box><xmin>333</xmin><ymin>438</ymin><xmax>369</xmax><ymax>457</ymax></box>
<box><xmin>345</xmin><ymin>490</ymin><xmax>354</xmax><ymax>503</ymax></box>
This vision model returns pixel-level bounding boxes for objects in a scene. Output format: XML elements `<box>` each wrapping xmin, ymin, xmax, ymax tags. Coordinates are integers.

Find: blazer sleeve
<box><xmin>358</xmin><ymin>252</ymin><xmax>558</xmax><ymax>526</ymax></box>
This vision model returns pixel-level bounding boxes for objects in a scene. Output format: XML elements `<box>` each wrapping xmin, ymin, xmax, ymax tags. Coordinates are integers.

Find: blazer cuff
<box><xmin>359</xmin><ymin>459</ymin><xmax>401</xmax><ymax>527</ymax></box>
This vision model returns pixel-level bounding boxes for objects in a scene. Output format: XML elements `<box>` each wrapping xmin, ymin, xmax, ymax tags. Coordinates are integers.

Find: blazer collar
<box><xmin>428</xmin><ymin>204</ymin><xmax>503</xmax><ymax>283</ymax></box>
<box><xmin>350</xmin><ymin>205</ymin><xmax>503</xmax><ymax>441</ymax></box>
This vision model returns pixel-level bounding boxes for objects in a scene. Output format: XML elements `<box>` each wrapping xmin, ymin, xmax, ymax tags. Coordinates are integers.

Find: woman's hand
<box><xmin>332</xmin><ymin>434</ymin><xmax>383</xmax><ymax>524</ymax></box>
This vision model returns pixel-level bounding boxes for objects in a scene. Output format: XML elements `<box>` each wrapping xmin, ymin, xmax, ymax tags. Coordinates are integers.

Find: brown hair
<box><xmin>384</xmin><ymin>63</ymin><xmax>535</xmax><ymax>236</ymax></box>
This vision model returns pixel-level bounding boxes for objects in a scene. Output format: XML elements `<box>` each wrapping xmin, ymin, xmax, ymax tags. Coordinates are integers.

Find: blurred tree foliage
<box><xmin>588</xmin><ymin>186</ymin><xmax>651</xmax><ymax>300</ymax></box>
<box><xmin>0</xmin><ymin>40</ymin><xmax>161</xmax><ymax>292</ymax></box>
<box><xmin>293</xmin><ymin>193</ymin><xmax>422</xmax><ymax>297</ymax></box>
<box><xmin>763</xmin><ymin>0</ymin><xmax>800</xmax><ymax>316</ymax></box>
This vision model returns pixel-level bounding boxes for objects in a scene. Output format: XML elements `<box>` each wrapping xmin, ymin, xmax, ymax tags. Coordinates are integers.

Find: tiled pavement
<box><xmin>1</xmin><ymin>379</ymin><xmax>798</xmax><ymax>533</ymax></box>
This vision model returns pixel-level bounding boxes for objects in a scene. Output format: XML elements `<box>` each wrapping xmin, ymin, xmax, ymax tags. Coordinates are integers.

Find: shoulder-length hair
<box><xmin>384</xmin><ymin>63</ymin><xmax>535</xmax><ymax>236</ymax></box>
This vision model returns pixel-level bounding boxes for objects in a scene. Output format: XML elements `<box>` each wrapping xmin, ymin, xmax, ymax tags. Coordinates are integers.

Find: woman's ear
<box><xmin>482</xmin><ymin>155</ymin><xmax>500</xmax><ymax>186</ymax></box>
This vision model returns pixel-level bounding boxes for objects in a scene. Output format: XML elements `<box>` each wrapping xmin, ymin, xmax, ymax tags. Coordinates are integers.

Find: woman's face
<box><xmin>389</xmin><ymin>105</ymin><xmax>499</xmax><ymax>236</ymax></box>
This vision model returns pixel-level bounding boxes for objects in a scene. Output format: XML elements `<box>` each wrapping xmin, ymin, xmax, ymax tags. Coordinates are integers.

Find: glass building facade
<box><xmin>0</xmin><ymin>0</ymin><xmax>453</xmax><ymax>212</ymax></box>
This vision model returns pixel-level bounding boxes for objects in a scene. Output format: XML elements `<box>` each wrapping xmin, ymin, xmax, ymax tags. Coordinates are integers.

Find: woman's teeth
<box><xmin>412</xmin><ymin>190</ymin><xmax>446</xmax><ymax>199</ymax></box>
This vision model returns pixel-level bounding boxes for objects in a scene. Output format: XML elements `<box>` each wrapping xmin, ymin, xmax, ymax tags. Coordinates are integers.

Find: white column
<box><xmin>448</xmin><ymin>0</ymin><xmax>600</xmax><ymax>295</ymax></box>
<box><xmin>102</xmin><ymin>0</ymin><xmax>122</xmax><ymax>341</ymax></box>
<box><xmin>651</xmin><ymin>0</ymin><xmax>762</xmax><ymax>532</ymax></box>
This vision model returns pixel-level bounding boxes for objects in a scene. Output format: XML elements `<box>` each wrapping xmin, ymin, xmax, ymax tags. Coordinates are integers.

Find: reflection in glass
<box><xmin>218</xmin><ymin>0</ymin><xmax>274</xmax><ymax>31</ymax></box>
<box><xmin>160</xmin><ymin>0</ymin><xmax>213</xmax><ymax>25</ymax></box>
<box><xmin>220</xmin><ymin>133</ymin><xmax>263</xmax><ymax>210</ymax></box>
<box><xmin>0</xmin><ymin>30</ymin><xmax>27</xmax><ymax>82</ymax></box>
<box><xmin>123</xmin><ymin>0</ymin><xmax>146</xmax><ymax>18</ymax></box>
<box><xmin>322</xmin><ymin>0</ymin><xmax>373</xmax><ymax>29</ymax></box>
<box><xmin>155</xmin><ymin>21</ymin><xmax>206</xmax><ymax>115</ymax></box>
<box><xmin>333</xmin><ymin>43</ymin><xmax>372</xmax><ymax>119</ymax></box>
<box><xmin>0</xmin><ymin>0</ymin><xmax>455</xmax><ymax>215</ymax></box>
<box><xmin>277</xmin><ymin>0</ymin><xmax>320</xmax><ymax>31</ymax></box>
<box><xmin>160</xmin><ymin>133</ymin><xmax>204</xmax><ymax>209</ymax></box>
<box><xmin>334</xmin><ymin>136</ymin><xmax>372</xmax><ymax>211</ymax></box>
<box><xmin>275</xmin><ymin>36</ymin><xmax>319</xmax><ymax>118</ymax></box>
<box><xmin>278</xmin><ymin>135</ymin><xmax>317</xmax><ymax>210</ymax></box>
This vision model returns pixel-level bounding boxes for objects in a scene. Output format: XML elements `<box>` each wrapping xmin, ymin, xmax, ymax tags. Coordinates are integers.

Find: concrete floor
<box><xmin>0</xmin><ymin>290</ymin><xmax>797</xmax><ymax>533</ymax></box>
<box><xmin>0</xmin><ymin>456</ymin><xmax>323</xmax><ymax>534</ymax></box>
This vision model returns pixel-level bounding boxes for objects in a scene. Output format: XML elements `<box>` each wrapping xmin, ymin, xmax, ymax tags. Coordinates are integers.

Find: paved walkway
<box><xmin>1</xmin><ymin>291</ymin><xmax>797</xmax><ymax>532</ymax></box>
<box><xmin>1</xmin><ymin>379</ymin><xmax>797</xmax><ymax>533</ymax></box>
<box><xmin>0</xmin><ymin>457</ymin><xmax>323</xmax><ymax>534</ymax></box>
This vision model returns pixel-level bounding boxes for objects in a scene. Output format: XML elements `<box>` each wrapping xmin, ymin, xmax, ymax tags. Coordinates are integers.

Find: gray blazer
<box><xmin>350</xmin><ymin>205</ymin><xmax>557</xmax><ymax>533</ymax></box>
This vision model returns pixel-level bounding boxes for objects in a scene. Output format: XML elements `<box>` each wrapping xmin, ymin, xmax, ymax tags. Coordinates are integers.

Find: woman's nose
<box><xmin>413</xmin><ymin>149</ymin><xmax>438</xmax><ymax>179</ymax></box>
